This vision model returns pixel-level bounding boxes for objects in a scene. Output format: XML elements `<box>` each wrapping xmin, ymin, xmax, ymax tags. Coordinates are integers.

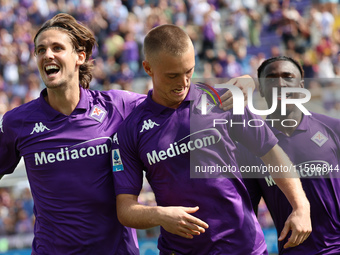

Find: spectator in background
<box><xmin>15</xmin><ymin>208</ymin><xmax>33</xmax><ymax>234</ymax></box>
<box><xmin>121</xmin><ymin>32</ymin><xmax>140</xmax><ymax>75</ymax></box>
<box><xmin>226</xmin><ymin>53</ymin><xmax>243</xmax><ymax>78</ymax></box>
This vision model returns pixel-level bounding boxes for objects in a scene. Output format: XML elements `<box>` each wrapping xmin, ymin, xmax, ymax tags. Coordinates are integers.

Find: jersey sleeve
<box><xmin>121</xmin><ymin>91</ymin><xmax>146</xmax><ymax>119</ymax></box>
<box><xmin>231</xmin><ymin>107</ymin><xmax>278</xmax><ymax>157</ymax></box>
<box><xmin>236</xmin><ymin>142</ymin><xmax>264</xmax><ymax>212</ymax></box>
<box><xmin>0</xmin><ymin>112</ymin><xmax>21</xmax><ymax>175</ymax></box>
<box><xmin>112</xmin><ymin>120</ymin><xmax>145</xmax><ymax>196</ymax></box>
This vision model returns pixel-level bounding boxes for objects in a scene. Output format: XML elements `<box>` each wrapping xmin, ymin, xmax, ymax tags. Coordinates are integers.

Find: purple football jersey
<box><xmin>113</xmin><ymin>85</ymin><xmax>279</xmax><ymax>255</ymax></box>
<box><xmin>239</xmin><ymin>113</ymin><xmax>340</xmax><ymax>254</ymax></box>
<box><xmin>0</xmin><ymin>86</ymin><xmax>146</xmax><ymax>254</ymax></box>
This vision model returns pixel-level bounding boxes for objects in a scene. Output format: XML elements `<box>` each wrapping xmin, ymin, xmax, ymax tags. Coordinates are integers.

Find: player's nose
<box><xmin>43</xmin><ymin>48</ymin><xmax>54</xmax><ymax>60</ymax></box>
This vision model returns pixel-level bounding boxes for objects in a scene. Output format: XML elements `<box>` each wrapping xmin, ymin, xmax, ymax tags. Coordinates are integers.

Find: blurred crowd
<box><xmin>1</xmin><ymin>0</ymin><xmax>340</xmax><ymax>243</ymax></box>
<box><xmin>0</xmin><ymin>187</ymin><xmax>34</xmax><ymax>237</ymax></box>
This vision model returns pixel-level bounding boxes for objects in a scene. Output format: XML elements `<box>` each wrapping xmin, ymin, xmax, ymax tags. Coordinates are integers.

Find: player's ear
<box><xmin>299</xmin><ymin>79</ymin><xmax>305</xmax><ymax>88</ymax></box>
<box><xmin>143</xmin><ymin>61</ymin><xmax>153</xmax><ymax>77</ymax></box>
<box><xmin>76</xmin><ymin>51</ymin><xmax>86</xmax><ymax>66</ymax></box>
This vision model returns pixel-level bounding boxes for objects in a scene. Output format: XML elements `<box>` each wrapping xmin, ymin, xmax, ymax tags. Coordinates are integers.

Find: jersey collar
<box><xmin>145</xmin><ymin>85</ymin><xmax>196</xmax><ymax>115</ymax></box>
<box><xmin>39</xmin><ymin>86</ymin><xmax>89</xmax><ymax>120</ymax></box>
<box><xmin>268</xmin><ymin>113</ymin><xmax>309</xmax><ymax>136</ymax></box>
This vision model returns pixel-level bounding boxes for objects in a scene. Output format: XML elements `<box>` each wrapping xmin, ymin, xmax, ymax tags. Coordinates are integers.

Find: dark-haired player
<box><xmin>239</xmin><ymin>56</ymin><xmax>340</xmax><ymax>254</ymax></box>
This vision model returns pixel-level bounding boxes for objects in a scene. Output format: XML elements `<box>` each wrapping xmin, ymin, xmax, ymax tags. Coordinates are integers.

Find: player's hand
<box><xmin>219</xmin><ymin>75</ymin><xmax>255</xmax><ymax>111</ymax></box>
<box><xmin>158</xmin><ymin>206</ymin><xmax>209</xmax><ymax>239</ymax></box>
<box><xmin>278</xmin><ymin>206</ymin><xmax>312</xmax><ymax>249</ymax></box>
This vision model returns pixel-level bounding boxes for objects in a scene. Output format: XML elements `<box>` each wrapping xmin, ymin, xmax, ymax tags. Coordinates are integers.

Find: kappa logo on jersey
<box><xmin>0</xmin><ymin>117</ymin><xmax>3</xmax><ymax>133</ymax></box>
<box><xmin>140</xmin><ymin>119</ymin><xmax>160</xmax><ymax>133</ymax></box>
<box><xmin>112</xmin><ymin>149</ymin><xmax>124</xmax><ymax>172</ymax></box>
<box><xmin>30</xmin><ymin>122</ymin><xmax>50</xmax><ymax>135</ymax></box>
<box><xmin>90</xmin><ymin>105</ymin><xmax>107</xmax><ymax>123</ymax></box>
<box><xmin>311</xmin><ymin>131</ymin><xmax>328</xmax><ymax>147</ymax></box>
<box><xmin>113</xmin><ymin>133</ymin><xmax>119</xmax><ymax>144</ymax></box>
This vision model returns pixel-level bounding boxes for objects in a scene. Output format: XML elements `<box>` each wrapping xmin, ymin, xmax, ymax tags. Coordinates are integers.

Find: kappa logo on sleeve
<box><xmin>0</xmin><ymin>117</ymin><xmax>3</xmax><ymax>133</ymax></box>
<box><xmin>311</xmin><ymin>131</ymin><xmax>328</xmax><ymax>147</ymax></box>
<box><xmin>90</xmin><ymin>105</ymin><xmax>107</xmax><ymax>123</ymax></box>
<box><xmin>112</xmin><ymin>149</ymin><xmax>124</xmax><ymax>172</ymax></box>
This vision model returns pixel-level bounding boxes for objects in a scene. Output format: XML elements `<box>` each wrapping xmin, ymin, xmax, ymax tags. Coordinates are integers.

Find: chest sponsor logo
<box><xmin>30</xmin><ymin>122</ymin><xmax>50</xmax><ymax>135</ymax></box>
<box><xmin>140</xmin><ymin>119</ymin><xmax>159</xmax><ymax>133</ymax></box>
<box><xmin>112</xmin><ymin>149</ymin><xmax>124</xmax><ymax>172</ymax></box>
<box><xmin>0</xmin><ymin>117</ymin><xmax>3</xmax><ymax>133</ymax></box>
<box><xmin>295</xmin><ymin>160</ymin><xmax>331</xmax><ymax>176</ymax></box>
<box><xmin>311</xmin><ymin>131</ymin><xmax>328</xmax><ymax>147</ymax></box>
<box><xmin>146</xmin><ymin>128</ymin><xmax>222</xmax><ymax>165</ymax></box>
<box><xmin>34</xmin><ymin>137</ymin><xmax>112</xmax><ymax>166</ymax></box>
<box><xmin>90</xmin><ymin>105</ymin><xmax>107</xmax><ymax>123</ymax></box>
<box><xmin>264</xmin><ymin>160</ymin><xmax>332</xmax><ymax>187</ymax></box>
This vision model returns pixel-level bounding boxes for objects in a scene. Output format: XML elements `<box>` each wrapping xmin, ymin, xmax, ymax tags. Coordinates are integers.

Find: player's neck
<box><xmin>45</xmin><ymin>86</ymin><xmax>81</xmax><ymax>116</ymax></box>
<box><xmin>269</xmin><ymin>110</ymin><xmax>303</xmax><ymax>136</ymax></box>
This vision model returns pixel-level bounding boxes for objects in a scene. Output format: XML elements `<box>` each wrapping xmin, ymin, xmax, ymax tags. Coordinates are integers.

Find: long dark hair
<box><xmin>34</xmin><ymin>13</ymin><xmax>97</xmax><ymax>89</ymax></box>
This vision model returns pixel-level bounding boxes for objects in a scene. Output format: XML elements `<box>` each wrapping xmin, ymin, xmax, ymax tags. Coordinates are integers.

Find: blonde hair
<box><xmin>143</xmin><ymin>24</ymin><xmax>192</xmax><ymax>63</ymax></box>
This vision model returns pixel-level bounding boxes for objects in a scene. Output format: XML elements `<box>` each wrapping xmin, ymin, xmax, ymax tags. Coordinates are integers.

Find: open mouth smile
<box><xmin>45</xmin><ymin>64</ymin><xmax>60</xmax><ymax>76</ymax></box>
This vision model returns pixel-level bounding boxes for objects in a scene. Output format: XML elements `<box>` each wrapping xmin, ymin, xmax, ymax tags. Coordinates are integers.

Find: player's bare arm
<box><xmin>117</xmin><ymin>194</ymin><xmax>209</xmax><ymax>239</ymax></box>
<box><xmin>260</xmin><ymin>145</ymin><xmax>312</xmax><ymax>248</ymax></box>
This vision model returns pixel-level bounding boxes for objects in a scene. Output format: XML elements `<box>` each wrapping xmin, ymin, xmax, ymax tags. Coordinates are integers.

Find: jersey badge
<box><xmin>311</xmin><ymin>131</ymin><xmax>328</xmax><ymax>147</ymax></box>
<box><xmin>140</xmin><ymin>119</ymin><xmax>159</xmax><ymax>133</ymax></box>
<box><xmin>90</xmin><ymin>105</ymin><xmax>107</xmax><ymax>123</ymax></box>
<box><xmin>196</xmin><ymin>99</ymin><xmax>215</xmax><ymax>114</ymax></box>
<box><xmin>30</xmin><ymin>122</ymin><xmax>50</xmax><ymax>135</ymax></box>
<box><xmin>112</xmin><ymin>149</ymin><xmax>124</xmax><ymax>172</ymax></box>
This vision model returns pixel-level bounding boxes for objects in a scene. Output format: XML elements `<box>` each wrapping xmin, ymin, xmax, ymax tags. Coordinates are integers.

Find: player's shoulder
<box><xmin>121</xmin><ymin>98</ymin><xmax>151</xmax><ymax>126</ymax></box>
<box><xmin>1</xmin><ymin>98</ymin><xmax>42</xmax><ymax>136</ymax></box>
<box><xmin>2</xmin><ymin>98</ymin><xmax>41</xmax><ymax>124</ymax></box>
<box><xmin>89</xmin><ymin>89</ymin><xmax>145</xmax><ymax>104</ymax></box>
<box><xmin>309</xmin><ymin>112</ymin><xmax>340</xmax><ymax>133</ymax></box>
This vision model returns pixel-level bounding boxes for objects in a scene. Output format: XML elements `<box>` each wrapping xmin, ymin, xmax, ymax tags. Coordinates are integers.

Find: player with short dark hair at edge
<box><xmin>238</xmin><ymin>56</ymin><xmax>340</xmax><ymax>254</ymax></box>
<box><xmin>112</xmin><ymin>25</ymin><xmax>311</xmax><ymax>255</ymax></box>
<box><xmin>0</xmin><ymin>13</ymin><xmax>258</xmax><ymax>254</ymax></box>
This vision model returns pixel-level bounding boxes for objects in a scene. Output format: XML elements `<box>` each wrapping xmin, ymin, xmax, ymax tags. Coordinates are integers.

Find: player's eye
<box><xmin>264</xmin><ymin>78</ymin><xmax>276</xmax><ymax>84</ymax></box>
<box><xmin>36</xmin><ymin>48</ymin><xmax>45</xmax><ymax>55</ymax></box>
<box><xmin>53</xmin><ymin>46</ymin><xmax>63</xmax><ymax>51</ymax></box>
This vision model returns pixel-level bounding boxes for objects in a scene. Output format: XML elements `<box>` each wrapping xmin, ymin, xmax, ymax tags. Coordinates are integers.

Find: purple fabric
<box><xmin>239</xmin><ymin>113</ymin><xmax>340</xmax><ymax>254</ymax></box>
<box><xmin>113</xmin><ymin>85</ymin><xmax>279</xmax><ymax>254</ymax></box>
<box><xmin>0</xmin><ymin>86</ymin><xmax>146</xmax><ymax>254</ymax></box>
